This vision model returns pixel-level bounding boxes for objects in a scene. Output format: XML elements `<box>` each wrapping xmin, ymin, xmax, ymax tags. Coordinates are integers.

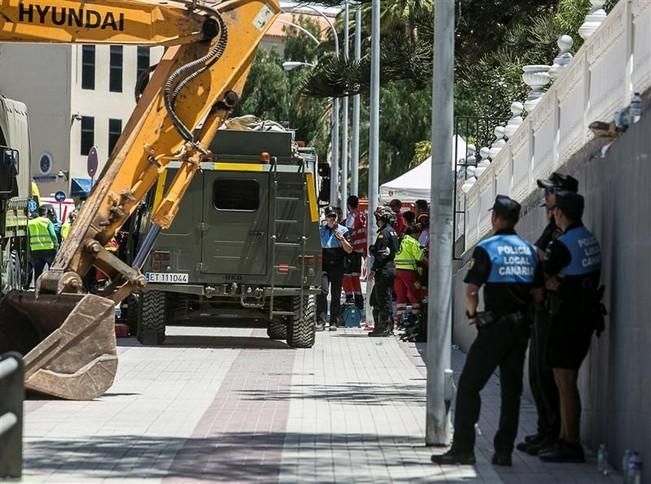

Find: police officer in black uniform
<box><xmin>432</xmin><ymin>195</ymin><xmax>543</xmax><ymax>467</ymax></box>
<box><xmin>538</xmin><ymin>191</ymin><xmax>603</xmax><ymax>463</ymax></box>
<box><xmin>368</xmin><ymin>206</ymin><xmax>400</xmax><ymax>337</ymax></box>
<box><xmin>517</xmin><ymin>172</ymin><xmax>579</xmax><ymax>455</ymax></box>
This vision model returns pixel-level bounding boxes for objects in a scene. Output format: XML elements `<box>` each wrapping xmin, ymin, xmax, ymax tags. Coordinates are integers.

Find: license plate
<box><xmin>145</xmin><ymin>272</ymin><xmax>189</xmax><ymax>284</ymax></box>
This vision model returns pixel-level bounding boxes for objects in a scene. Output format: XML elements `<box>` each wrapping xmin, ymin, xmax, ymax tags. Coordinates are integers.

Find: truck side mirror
<box><xmin>0</xmin><ymin>146</ymin><xmax>19</xmax><ymax>200</ymax></box>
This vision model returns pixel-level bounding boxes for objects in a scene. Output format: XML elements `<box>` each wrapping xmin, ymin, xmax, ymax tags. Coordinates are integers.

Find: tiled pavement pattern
<box><xmin>21</xmin><ymin>324</ymin><xmax>622</xmax><ymax>483</ymax></box>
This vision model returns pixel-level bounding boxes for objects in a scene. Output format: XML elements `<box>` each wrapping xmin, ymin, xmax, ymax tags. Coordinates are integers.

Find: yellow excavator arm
<box><xmin>0</xmin><ymin>0</ymin><xmax>280</xmax><ymax>399</ymax></box>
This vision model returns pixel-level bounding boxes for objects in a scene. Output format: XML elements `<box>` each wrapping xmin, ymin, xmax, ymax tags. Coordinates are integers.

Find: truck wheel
<box><xmin>137</xmin><ymin>290</ymin><xmax>166</xmax><ymax>345</ymax></box>
<box><xmin>287</xmin><ymin>294</ymin><xmax>316</xmax><ymax>349</ymax></box>
<box><xmin>267</xmin><ymin>297</ymin><xmax>289</xmax><ymax>340</ymax></box>
<box><xmin>2</xmin><ymin>249</ymin><xmax>21</xmax><ymax>295</ymax></box>
<box><xmin>124</xmin><ymin>295</ymin><xmax>139</xmax><ymax>337</ymax></box>
<box><xmin>267</xmin><ymin>320</ymin><xmax>288</xmax><ymax>339</ymax></box>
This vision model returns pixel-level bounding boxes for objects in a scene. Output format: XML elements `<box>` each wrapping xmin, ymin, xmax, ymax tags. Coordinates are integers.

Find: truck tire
<box><xmin>286</xmin><ymin>294</ymin><xmax>316</xmax><ymax>349</ymax></box>
<box><xmin>137</xmin><ymin>290</ymin><xmax>166</xmax><ymax>345</ymax></box>
<box><xmin>267</xmin><ymin>320</ymin><xmax>287</xmax><ymax>339</ymax></box>
<box><xmin>267</xmin><ymin>297</ymin><xmax>289</xmax><ymax>340</ymax></box>
<box><xmin>124</xmin><ymin>294</ymin><xmax>139</xmax><ymax>337</ymax></box>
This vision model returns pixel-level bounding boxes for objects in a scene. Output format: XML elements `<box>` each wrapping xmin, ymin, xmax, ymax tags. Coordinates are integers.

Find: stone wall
<box><xmin>452</xmin><ymin>113</ymin><xmax>651</xmax><ymax>468</ymax></box>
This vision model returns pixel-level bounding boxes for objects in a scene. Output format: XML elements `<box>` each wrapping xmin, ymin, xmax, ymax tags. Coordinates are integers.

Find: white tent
<box><xmin>379</xmin><ymin>135</ymin><xmax>467</xmax><ymax>203</ymax></box>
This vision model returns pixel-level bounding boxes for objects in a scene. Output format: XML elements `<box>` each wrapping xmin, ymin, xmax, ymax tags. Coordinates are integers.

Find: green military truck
<box><xmin>0</xmin><ymin>95</ymin><xmax>31</xmax><ymax>294</ymax></box>
<box><xmin>125</xmin><ymin>128</ymin><xmax>322</xmax><ymax>348</ymax></box>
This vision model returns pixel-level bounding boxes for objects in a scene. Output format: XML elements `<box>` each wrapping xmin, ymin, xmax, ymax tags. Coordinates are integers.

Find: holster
<box><xmin>546</xmin><ymin>291</ymin><xmax>562</xmax><ymax>317</ymax></box>
<box><xmin>476</xmin><ymin>311</ymin><xmax>497</xmax><ymax>328</ymax></box>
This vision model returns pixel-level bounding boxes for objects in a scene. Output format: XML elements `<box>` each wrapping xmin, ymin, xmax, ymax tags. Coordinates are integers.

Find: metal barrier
<box><xmin>0</xmin><ymin>352</ymin><xmax>23</xmax><ymax>479</ymax></box>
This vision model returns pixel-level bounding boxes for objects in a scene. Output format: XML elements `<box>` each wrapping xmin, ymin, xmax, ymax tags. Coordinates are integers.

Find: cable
<box><xmin>163</xmin><ymin>7</ymin><xmax>228</xmax><ymax>143</ymax></box>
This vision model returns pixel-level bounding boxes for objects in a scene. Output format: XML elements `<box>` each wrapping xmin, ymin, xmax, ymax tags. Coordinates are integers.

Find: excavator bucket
<box><xmin>0</xmin><ymin>291</ymin><xmax>117</xmax><ymax>400</ymax></box>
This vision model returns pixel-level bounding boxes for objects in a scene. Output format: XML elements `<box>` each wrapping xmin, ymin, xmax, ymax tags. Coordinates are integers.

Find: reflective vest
<box><xmin>395</xmin><ymin>235</ymin><xmax>423</xmax><ymax>271</ymax></box>
<box><xmin>477</xmin><ymin>234</ymin><xmax>538</xmax><ymax>284</ymax></box>
<box><xmin>557</xmin><ymin>225</ymin><xmax>601</xmax><ymax>276</ymax></box>
<box><xmin>61</xmin><ymin>222</ymin><xmax>71</xmax><ymax>240</ymax></box>
<box><xmin>28</xmin><ymin>216</ymin><xmax>56</xmax><ymax>251</ymax></box>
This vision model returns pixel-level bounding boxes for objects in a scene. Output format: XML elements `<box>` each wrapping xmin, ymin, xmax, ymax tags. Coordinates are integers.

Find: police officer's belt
<box><xmin>476</xmin><ymin>310</ymin><xmax>528</xmax><ymax>329</ymax></box>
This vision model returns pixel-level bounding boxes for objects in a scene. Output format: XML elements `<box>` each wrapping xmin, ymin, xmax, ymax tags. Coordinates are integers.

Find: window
<box><xmin>108</xmin><ymin>119</ymin><xmax>122</xmax><ymax>156</ymax></box>
<box><xmin>213</xmin><ymin>179</ymin><xmax>259</xmax><ymax>211</ymax></box>
<box><xmin>137</xmin><ymin>47</ymin><xmax>150</xmax><ymax>81</ymax></box>
<box><xmin>80</xmin><ymin>116</ymin><xmax>94</xmax><ymax>155</ymax></box>
<box><xmin>109</xmin><ymin>45</ymin><xmax>123</xmax><ymax>93</ymax></box>
<box><xmin>81</xmin><ymin>45</ymin><xmax>95</xmax><ymax>90</ymax></box>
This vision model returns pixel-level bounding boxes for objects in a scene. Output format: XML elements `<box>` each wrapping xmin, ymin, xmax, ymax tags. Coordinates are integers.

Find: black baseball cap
<box><xmin>489</xmin><ymin>195</ymin><xmax>521</xmax><ymax>222</ymax></box>
<box><xmin>553</xmin><ymin>191</ymin><xmax>584</xmax><ymax>220</ymax></box>
<box><xmin>537</xmin><ymin>172</ymin><xmax>579</xmax><ymax>193</ymax></box>
<box><xmin>324</xmin><ymin>207</ymin><xmax>337</xmax><ymax>218</ymax></box>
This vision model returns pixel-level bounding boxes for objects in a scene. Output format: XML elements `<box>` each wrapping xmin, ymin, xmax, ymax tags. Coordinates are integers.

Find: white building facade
<box><xmin>0</xmin><ymin>43</ymin><xmax>162</xmax><ymax>198</ymax></box>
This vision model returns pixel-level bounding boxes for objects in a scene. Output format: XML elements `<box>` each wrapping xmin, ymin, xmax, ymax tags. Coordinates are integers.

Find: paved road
<box><xmin>21</xmin><ymin>325</ymin><xmax>621</xmax><ymax>483</ymax></box>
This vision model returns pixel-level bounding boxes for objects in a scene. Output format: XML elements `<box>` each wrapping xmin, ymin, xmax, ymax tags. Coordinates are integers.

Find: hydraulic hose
<box><xmin>163</xmin><ymin>8</ymin><xmax>228</xmax><ymax>143</ymax></box>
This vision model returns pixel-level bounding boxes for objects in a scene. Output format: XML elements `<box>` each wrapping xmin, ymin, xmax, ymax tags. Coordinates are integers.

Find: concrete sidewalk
<box><xmin>20</xmin><ymin>325</ymin><xmax>621</xmax><ymax>483</ymax></box>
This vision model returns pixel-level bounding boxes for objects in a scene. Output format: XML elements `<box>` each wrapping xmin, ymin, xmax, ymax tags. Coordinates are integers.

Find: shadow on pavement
<box><xmin>162</xmin><ymin>334</ymin><xmax>290</xmax><ymax>350</ymax></box>
<box><xmin>238</xmin><ymin>382</ymin><xmax>425</xmax><ymax>406</ymax></box>
<box><xmin>117</xmin><ymin>335</ymin><xmax>291</xmax><ymax>350</ymax></box>
<box><xmin>24</xmin><ymin>432</ymin><xmax>430</xmax><ymax>482</ymax></box>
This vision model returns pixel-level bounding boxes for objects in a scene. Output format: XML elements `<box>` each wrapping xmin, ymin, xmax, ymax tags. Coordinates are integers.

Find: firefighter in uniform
<box><xmin>368</xmin><ymin>206</ymin><xmax>399</xmax><ymax>337</ymax></box>
<box><xmin>28</xmin><ymin>205</ymin><xmax>59</xmax><ymax>284</ymax></box>
<box><xmin>343</xmin><ymin>195</ymin><xmax>367</xmax><ymax>312</ymax></box>
<box><xmin>538</xmin><ymin>191</ymin><xmax>603</xmax><ymax>463</ymax></box>
<box><xmin>517</xmin><ymin>172</ymin><xmax>579</xmax><ymax>455</ymax></box>
<box><xmin>432</xmin><ymin>195</ymin><xmax>543</xmax><ymax>467</ymax></box>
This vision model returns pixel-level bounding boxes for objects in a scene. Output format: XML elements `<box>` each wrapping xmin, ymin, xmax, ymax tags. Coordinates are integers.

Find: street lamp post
<box><xmin>284</xmin><ymin>6</ymin><xmax>341</xmax><ymax>207</ymax></box>
<box><xmin>282</xmin><ymin>61</ymin><xmax>316</xmax><ymax>70</ymax></box>
<box><xmin>341</xmin><ymin>1</ymin><xmax>350</xmax><ymax>209</ymax></box>
<box><xmin>351</xmin><ymin>3</ymin><xmax>362</xmax><ymax>196</ymax></box>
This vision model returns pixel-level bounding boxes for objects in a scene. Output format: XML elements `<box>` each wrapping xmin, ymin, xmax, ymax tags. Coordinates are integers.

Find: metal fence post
<box><xmin>0</xmin><ymin>352</ymin><xmax>24</xmax><ymax>479</ymax></box>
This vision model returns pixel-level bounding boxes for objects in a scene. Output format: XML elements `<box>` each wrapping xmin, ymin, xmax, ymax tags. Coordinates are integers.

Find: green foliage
<box><xmin>236</xmin><ymin>0</ymin><xmax>619</xmax><ymax>196</ymax></box>
<box><xmin>234</xmin><ymin>17</ymin><xmax>329</xmax><ymax>158</ymax></box>
<box><xmin>411</xmin><ymin>140</ymin><xmax>432</xmax><ymax>169</ymax></box>
<box><xmin>236</xmin><ymin>48</ymin><xmax>290</xmax><ymax>122</ymax></box>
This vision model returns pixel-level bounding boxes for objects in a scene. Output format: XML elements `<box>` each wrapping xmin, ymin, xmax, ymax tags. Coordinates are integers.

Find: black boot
<box><xmin>368</xmin><ymin>309</ymin><xmax>381</xmax><ymax>335</ymax></box>
<box><xmin>369</xmin><ymin>314</ymin><xmax>393</xmax><ymax>337</ymax></box>
<box><xmin>431</xmin><ymin>448</ymin><xmax>476</xmax><ymax>465</ymax></box>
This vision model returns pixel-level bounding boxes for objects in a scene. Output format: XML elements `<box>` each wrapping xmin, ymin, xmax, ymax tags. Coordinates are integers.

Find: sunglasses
<box><xmin>544</xmin><ymin>187</ymin><xmax>555</xmax><ymax>195</ymax></box>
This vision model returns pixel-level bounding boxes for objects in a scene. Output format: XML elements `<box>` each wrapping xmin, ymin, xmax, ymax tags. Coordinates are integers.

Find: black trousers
<box><xmin>30</xmin><ymin>249</ymin><xmax>56</xmax><ymax>285</ymax></box>
<box><xmin>317</xmin><ymin>263</ymin><xmax>344</xmax><ymax>324</ymax></box>
<box><xmin>528</xmin><ymin>310</ymin><xmax>560</xmax><ymax>440</ymax></box>
<box><xmin>370</xmin><ymin>266</ymin><xmax>396</xmax><ymax>327</ymax></box>
<box><xmin>453</xmin><ymin>319</ymin><xmax>530</xmax><ymax>454</ymax></box>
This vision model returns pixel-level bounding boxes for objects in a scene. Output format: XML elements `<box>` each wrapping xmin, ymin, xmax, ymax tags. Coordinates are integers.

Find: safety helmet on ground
<box><xmin>374</xmin><ymin>206</ymin><xmax>396</xmax><ymax>225</ymax></box>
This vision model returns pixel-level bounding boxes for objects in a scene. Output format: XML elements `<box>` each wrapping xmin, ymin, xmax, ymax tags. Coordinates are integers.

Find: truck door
<box><xmin>200</xmin><ymin>170</ymin><xmax>269</xmax><ymax>275</ymax></box>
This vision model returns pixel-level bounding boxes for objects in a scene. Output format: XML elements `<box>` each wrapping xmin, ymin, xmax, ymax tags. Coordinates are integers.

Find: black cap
<box><xmin>553</xmin><ymin>191</ymin><xmax>584</xmax><ymax>220</ymax></box>
<box><xmin>537</xmin><ymin>172</ymin><xmax>579</xmax><ymax>193</ymax></box>
<box><xmin>324</xmin><ymin>207</ymin><xmax>337</xmax><ymax>218</ymax></box>
<box><xmin>490</xmin><ymin>195</ymin><xmax>521</xmax><ymax>222</ymax></box>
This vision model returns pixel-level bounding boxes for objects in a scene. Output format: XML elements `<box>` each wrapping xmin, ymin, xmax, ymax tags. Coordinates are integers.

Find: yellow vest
<box><xmin>395</xmin><ymin>235</ymin><xmax>423</xmax><ymax>271</ymax></box>
<box><xmin>28</xmin><ymin>217</ymin><xmax>56</xmax><ymax>251</ymax></box>
<box><xmin>61</xmin><ymin>222</ymin><xmax>71</xmax><ymax>240</ymax></box>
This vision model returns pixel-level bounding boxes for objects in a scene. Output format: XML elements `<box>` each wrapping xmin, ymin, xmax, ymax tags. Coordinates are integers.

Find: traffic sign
<box><xmin>87</xmin><ymin>146</ymin><xmax>98</xmax><ymax>178</ymax></box>
<box><xmin>54</xmin><ymin>190</ymin><xmax>66</xmax><ymax>202</ymax></box>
